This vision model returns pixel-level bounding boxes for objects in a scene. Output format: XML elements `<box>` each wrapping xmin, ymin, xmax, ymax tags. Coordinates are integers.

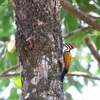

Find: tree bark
<box><xmin>14</xmin><ymin>0</ymin><xmax>63</xmax><ymax>100</ymax></box>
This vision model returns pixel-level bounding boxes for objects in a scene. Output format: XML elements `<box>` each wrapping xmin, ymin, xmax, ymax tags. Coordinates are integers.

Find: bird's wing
<box><xmin>63</xmin><ymin>51</ymin><xmax>72</xmax><ymax>70</ymax></box>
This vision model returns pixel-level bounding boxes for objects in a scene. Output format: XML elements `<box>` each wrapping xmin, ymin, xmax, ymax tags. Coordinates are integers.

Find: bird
<box><xmin>61</xmin><ymin>43</ymin><xmax>74</xmax><ymax>82</ymax></box>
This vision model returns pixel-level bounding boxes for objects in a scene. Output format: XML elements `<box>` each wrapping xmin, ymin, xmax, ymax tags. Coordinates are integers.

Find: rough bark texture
<box><xmin>14</xmin><ymin>0</ymin><xmax>63</xmax><ymax>100</ymax></box>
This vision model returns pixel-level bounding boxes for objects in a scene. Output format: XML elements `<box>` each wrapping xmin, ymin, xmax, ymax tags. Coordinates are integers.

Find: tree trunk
<box><xmin>14</xmin><ymin>0</ymin><xmax>63</xmax><ymax>99</ymax></box>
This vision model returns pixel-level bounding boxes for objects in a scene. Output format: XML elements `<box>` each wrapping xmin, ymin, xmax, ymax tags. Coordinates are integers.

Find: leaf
<box><xmin>65</xmin><ymin>93</ymin><xmax>73</xmax><ymax>100</ymax></box>
<box><xmin>0</xmin><ymin>56</ymin><xmax>10</xmax><ymax>72</ymax></box>
<box><xmin>79</xmin><ymin>4</ymin><xmax>96</xmax><ymax>13</ymax></box>
<box><xmin>95</xmin><ymin>66</ymin><xmax>100</xmax><ymax>75</ymax></box>
<box><xmin>6</xmin><ymin>50</ymin><xmax>18</xmax><ymax>66</ymax></box>
<box><xmin>98</xmin><ymin>0</ymin><xmax>100</xmax><ymax>5</ymax></box>
<box><xmin>95</xmin><ymin>35</ymin><xmax>100</xmax><ymax>50</ymax></box>
<box><xmin>2</xmin><ymin>15</ymin><xmax>12</xmax><ymax>34</ymax></box>
<box><xmin>65</xmin><ymin>31</ymin><xmax>88</xmax><ymax>43</ymax></box>
<box><xmin>82</xmin><ymin>0</ymin><xmax>91</xmax><ymax>4</ymax></box>
<box><xmin>0</xmin><ymin>0</ymin><xmax>4</xmax><ymax>4</ymax></box>
<box><xmin>63</xmin><ymin>81</ymin><xmax>68</xmax><ymax>91</ymax></box>
<box><xmin>83</xmin><ymin>55</ymin><xmax>91</xmax><ymax>63</ymax></box>
<box><xmin>13</xmin><ymin>76</ymin><xmax>22</xmax><ymax>89</ymax></box>
<box><xmin>76</xmin><ymin>0</ymin><xmax>83</xmax><ymax>5</ymax></box>
<box><xmin>8</xmin><ymin>87</ymin><xmax>20</xmax><ymax>100</ymax></box>
<box><xmin>0</xmin><ymin>5</ymin><xmax>15</xmax><ymax>38</ymax></box>
<box><xmin>64</xmin><ymin>12</ymin><xmax>78</xmax><ymax>32</ymax></box>
<box><xmin>7</xmin><ymin>40</ymin><xmax>16</xmax><ymax>53</ymax></box>
<box><xmin>84</xmin><ymin>78</ymin><xmax>88</xmax><ymax>85</ymax></box>
<box><xmin>67</xmin><ymin>77</ymin><xmax>75</xmax><ymax>85</ymax></box>
<box><xmin>0</xmin><ymin>78</ymin><xmax>10</xmax><ymax>90</ymax></box>
<box><xmin>74</xmin><ymin>81</ymin><xmax>82</xmax><ymax>93</ymax></box>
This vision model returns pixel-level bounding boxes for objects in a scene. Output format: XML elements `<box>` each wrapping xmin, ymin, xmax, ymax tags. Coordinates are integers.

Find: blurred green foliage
<box><xmin>61</xmin><ymin>0</ymin><xmax>100</xmax><ymax>99</ymax></box>
<box><xmin>0</xmin><ymin>0</ymin><xmax>100</xmax><ymax>100</ymax></box>
<box><xmin>0</xmin><ymin>0</ymin><xmax>21</xmax><ymax>100</ymax></box>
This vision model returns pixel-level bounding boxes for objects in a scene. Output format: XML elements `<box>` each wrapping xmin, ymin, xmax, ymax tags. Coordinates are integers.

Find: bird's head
<box><xmin>67</xmin><ymin>43</ymin><xmax>74</xmax><ymax>50</ymax></box>
<box><xmin>63</xmin><ymin>43</ymin><xmax>74</xmax><ymax>52</ymax></box>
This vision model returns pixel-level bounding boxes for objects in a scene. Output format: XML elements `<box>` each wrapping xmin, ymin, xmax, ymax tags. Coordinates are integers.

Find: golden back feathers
<box><xmin>63</xmin><ymin>51</ymin><xmax>72</xmax><ymax>71</ymax></box>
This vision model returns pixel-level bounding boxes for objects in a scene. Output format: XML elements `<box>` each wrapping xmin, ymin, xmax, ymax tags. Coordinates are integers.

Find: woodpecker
<box><xmin>61</xmin><ymin>43</ymin><xmax>74</xmax><ymax>82</ymax></box>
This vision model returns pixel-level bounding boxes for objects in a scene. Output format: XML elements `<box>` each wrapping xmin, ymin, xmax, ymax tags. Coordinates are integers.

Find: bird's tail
<box><xmin>61</xmin><ymin>68</ymin><xmax>68</xmax><ymax>82</ymax></box>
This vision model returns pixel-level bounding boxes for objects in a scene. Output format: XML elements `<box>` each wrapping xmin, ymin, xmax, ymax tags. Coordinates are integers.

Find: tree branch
<box><xmin>84</xmin><ymin>38</ymin><xmax>100</xmax><ymax>64</ymax></box>
<box><xmin>60</xmin><ymin>0</ymin><xmax>100</xmax><ymax>31</ymax></box>
<box><xmin>66</xmin><ymin>72</ymin><xmax>100</xmax><ymax>81</ymax></box>
<box><xmin>1</xmin><ymin>71</ymin><xmax>100</xmax><ymax>81</ymax></box>
<box><xmin>0</xmin><ymin>64</ymin><xmax>20</xmax><ymax>77</ymax></box>
<box><xmin>0</xmin><ymin>73</ymin><xmax>20</xmax><ymax>77</ymax></box>
<box><xmin>63</xmin><ymin>26</ymin><xmax>91</xmax><ymax>39</ymax></box>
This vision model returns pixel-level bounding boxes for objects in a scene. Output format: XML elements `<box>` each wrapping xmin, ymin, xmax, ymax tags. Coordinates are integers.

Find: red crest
<box><xmin>67</xmin><ymin>43</ymin><xmax>74</xmax><ymax>49</ymax></box>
